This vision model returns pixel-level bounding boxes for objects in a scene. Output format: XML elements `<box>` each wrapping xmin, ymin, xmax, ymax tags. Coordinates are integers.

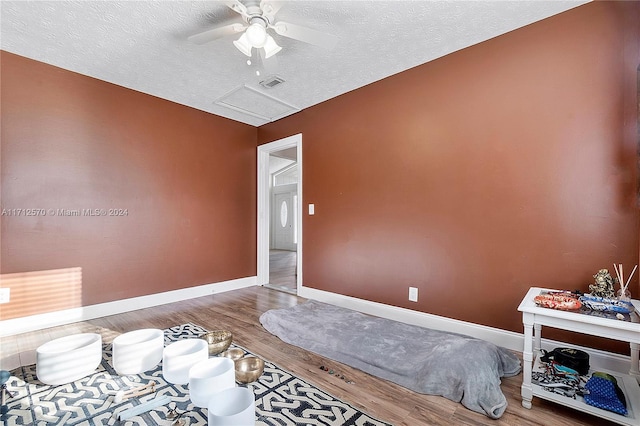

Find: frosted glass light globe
<box><xmin>246</xmin><ymin>22</ymin><xmax>267</xmax><ymax>48</ymax></box>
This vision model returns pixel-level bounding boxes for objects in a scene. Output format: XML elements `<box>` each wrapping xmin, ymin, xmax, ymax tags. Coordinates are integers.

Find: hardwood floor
<box><xmin>268</xmin><ymin>249</ymin><xmax>296</xmax><ymax>293</ymax></box>
<box><xmin>0</xmin><ymin>286</ymin><xmax>620</xmax><ymax>425</ymax></box>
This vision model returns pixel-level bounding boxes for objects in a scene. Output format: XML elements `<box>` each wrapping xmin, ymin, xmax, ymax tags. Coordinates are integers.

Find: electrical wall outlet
<box><xmin>0</xmin><ymin>288</ymin><xmax>10</xmax><ymax>304</ymax></box>
<box><xmin>408</xmin><ymin>287</ymin><xmax>418</xmax><ymax>302</ymax></box>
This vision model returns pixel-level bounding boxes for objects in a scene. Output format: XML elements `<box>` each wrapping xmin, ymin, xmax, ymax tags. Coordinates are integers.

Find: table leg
<box><xmin>630</xmin><ymin>342</ymin><xmax>640</xmax><ymax>381</ymax></box>
<box><xmin>521</xmin><ymin>314</ymin><xmax>534</xmax><ymax>409</ymax></box>
<box><xmin>533</xmin><ymin>324</ymin><xmax>542</xmax><ymax>354</ymax></box>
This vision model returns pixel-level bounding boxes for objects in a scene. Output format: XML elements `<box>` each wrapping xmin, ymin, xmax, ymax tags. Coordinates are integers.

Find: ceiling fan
<box><xmin>188</xmin><ymin>0</ymin><xmax>338</xmax><ymax>59</ymax></box>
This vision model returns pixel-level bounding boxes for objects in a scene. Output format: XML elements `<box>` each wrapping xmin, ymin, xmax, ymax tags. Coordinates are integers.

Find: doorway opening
<box><xmin>257</xmin><ymin>134</ymin><xmax>302</xmax><ymax>294</ymax></box>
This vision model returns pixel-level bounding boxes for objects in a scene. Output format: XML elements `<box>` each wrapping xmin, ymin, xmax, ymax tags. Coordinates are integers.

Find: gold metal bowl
<box><xmin>200</xmin><ymin>330</ymin><xmax>232</xmax><ymax>356</ymax></box>
<box><xmin>234</xmin><ymin>356</ymin><xmax>265</xmax><ymax>383</ymax></box>
<box><xmin>220</xmin><ymin>348</ymin><xmax>245</xmax><ymax>361</ymax></box>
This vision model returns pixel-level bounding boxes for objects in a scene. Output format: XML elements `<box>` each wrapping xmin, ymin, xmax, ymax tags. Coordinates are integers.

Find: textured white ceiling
<box><xmin>1</xmin><ymin>1</ymin><xmax>589</xmax><ymax>127</ymax></box>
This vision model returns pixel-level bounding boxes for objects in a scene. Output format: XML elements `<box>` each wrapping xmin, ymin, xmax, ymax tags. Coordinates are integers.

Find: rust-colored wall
<box><xmin>258</xmin><ymin>2</ymin><xmax>640</xmax><ymax>351</ymax></box>
<box><xmin>1</xmin><ymin>51</ymin><xmax>257</xmax><ymax>320</ymax></box>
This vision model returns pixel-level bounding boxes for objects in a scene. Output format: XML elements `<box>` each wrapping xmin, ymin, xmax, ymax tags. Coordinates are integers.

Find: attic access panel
<box><xmin>215</xmin><ymin>85</ymin><xmax>299</xmax><ymax>123</ymax></box>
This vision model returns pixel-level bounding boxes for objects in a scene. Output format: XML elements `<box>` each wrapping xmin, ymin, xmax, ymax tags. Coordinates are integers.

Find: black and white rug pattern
<box><xmin>5</xmin><ymin>323</ymin><xmax>391</xmax><ymax>425</ymax></box>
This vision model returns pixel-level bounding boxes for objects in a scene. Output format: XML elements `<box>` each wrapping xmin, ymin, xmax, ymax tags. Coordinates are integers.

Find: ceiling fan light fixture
<box><xmin>245</xmin><ymin>21</ymin><xmax>268</xmax><ymax>48</ymax></box>
<box><xmin>233</xmin><ymin>33</ymin><xmax>252</xmax><ymax>57</ymax></box>
<box><xmin>263</xmin><ymin>35</ymin><xmax>282</xmax><ymax>59</ymax></box>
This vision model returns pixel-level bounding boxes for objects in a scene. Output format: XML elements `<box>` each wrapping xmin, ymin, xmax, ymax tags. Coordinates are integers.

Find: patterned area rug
<box><xmin>5</xmin><ymin>323</ymin><xmax>391</xmax><ymax>425</ymax></box>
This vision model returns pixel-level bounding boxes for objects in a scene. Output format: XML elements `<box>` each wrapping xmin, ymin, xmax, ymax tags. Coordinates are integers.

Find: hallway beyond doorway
<box><xmin>268</xmin><ymin>249</ymin><xmax>296</xmax><ymax>293</ymax></box>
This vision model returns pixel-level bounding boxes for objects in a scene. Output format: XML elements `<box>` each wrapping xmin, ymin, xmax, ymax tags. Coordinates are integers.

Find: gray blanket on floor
<box><xmin>259</xmin><ymin>300</ymin><xmax>521</xmax><ymax>419</ymax></box>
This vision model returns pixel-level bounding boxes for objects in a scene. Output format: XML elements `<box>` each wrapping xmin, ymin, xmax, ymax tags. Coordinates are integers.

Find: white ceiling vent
<box><xmin>214</xmin><ymin>85</ymin><xmax>299</xmax><ymax>124</ymax></box>
<box><xmin>260</xmin><ymin>76</ymin><xmax>285</xmax><ymax>89</ymax></box>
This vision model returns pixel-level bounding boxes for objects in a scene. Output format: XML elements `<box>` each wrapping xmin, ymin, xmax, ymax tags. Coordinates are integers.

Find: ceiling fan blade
<box><xmin>271</xmin><ymin>21</ymin><xmax>338</xmax><ymax>50</ymax></box>
<box><xmin>188</xmin><ymin>23</ymin><xmax>246</xmax><ymax>45</ymax></box>
<box><xmin>224</xmin><ymin>0</ymin><xmax>249</xmax><ymax>18</ymax></box>
<box><xmin>260</xmin><ymin>0</ymin><xmax>285</xmax><ymax>22</ymax></box>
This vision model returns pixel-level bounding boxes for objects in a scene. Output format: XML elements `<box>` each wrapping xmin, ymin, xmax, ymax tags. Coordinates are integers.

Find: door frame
<box><xmin>257</xmin><ymin>133</ymin><xmax>302</xmax><ymax>291</ymax></box>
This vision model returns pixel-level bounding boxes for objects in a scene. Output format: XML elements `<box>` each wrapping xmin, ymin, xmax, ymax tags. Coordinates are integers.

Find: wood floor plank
<box><xmin>0</xmin><ymin>286</ymin><xmax>624</xmax><ymax>425</ymax></box>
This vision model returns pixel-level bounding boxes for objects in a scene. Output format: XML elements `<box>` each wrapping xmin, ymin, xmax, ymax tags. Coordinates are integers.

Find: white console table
<box><xmin>518</xmin><ymin>287</ymin><xmax>640</xmax><ymax>425</ymax></box>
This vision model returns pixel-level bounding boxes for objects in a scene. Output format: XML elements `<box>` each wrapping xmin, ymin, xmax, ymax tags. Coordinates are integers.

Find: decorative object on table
<box><xmin>162</xmin><ymin>338</ymin><xmax>208</xmax><ymax>384</ymax></box>
<box><xmin>260</xmin><ymin>300</ymin><xmax>521</xmax><ymax>419</ymax></box>
<box><xmin>35</xmin><ymin>333</ymin><xmax>102</xmax><ymax>385</ymax></box>
<box><xmin>589</xmin><ymin>269</ymin><xmax>617</xmax><ymax>298</ymax></box>
<box><xmin>6</xmin><ymin>323</ymin><xmax>391</xmax><ymax>425</ymax></box>
<box><xmin>114</xmin><ymin>380</ymin><xmax>157</xmax><ymax>404</ymax></box>
<box><xmin>0</xmin><ymin>370</ymin><xmax>15</xmax><ymax>415</ymax></box>
<box><xmin>541</xmin><ymin>358</ymin><xmax>581</xmax><ymax>383</ymax></box>
<box><xmin>583</xmin><ymin>372</ymin><xmax>628</xmax><ymax>416</ymax></box>
<box><xmin>207</xmin><ymin>386</ymin><xmax>255</xmax><ymax>425</ymax></box>
<box><xmin>234</xmin><ymin>356</ymin><xmax>265</xmax><ymax>383</ymax></box>
<box><xmin>536</xmin><ymin>347</ymin><xmax>590</xmax><ymax>400</ymax></box>
<box><xmin>531</xmin><ymin>371</ymin><xmax>587</xmax><ymax>399</ymax></box>
<box><xmin>618</xmin><ymin>288</ymin><xmax>633</xmax><ymax>301</ymax></box>
<box><xmin>112</xmin><ymin>328</ymin><xmax>164</xmax><ymax>375</ymax></box>
<box><xmin>188</xmin><ymin>357</ymin><xmax>235</xmax><ymax>408</ymax></box>
<box><xmin>199</xmin><ymin>330</ymin><xmax>233</xmax><ymax>355</ymax></box>
<box><xmin>579</xmin><ymin>294</ymin><xmax>635</xmax><ymax>314</ymax></box>
<box><xmin>533</xmin><ymin>291</ymin><xmax>582</xmax><ymax>310</ymax></box>
<box><xmin>613</xmin><ymin>263</ymin><xmax>636</xmax><ymax>302</ymax></box>
<box><xmin>540</xmin><ymin>347</ymin><xmax>590</xmax><ymax>376</ymax></box>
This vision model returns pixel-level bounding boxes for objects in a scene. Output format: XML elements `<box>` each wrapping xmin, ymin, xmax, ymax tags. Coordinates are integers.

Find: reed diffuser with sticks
<box><xmin>613</xmin><ymin>263</ymin><xmax>636</xmax><ymax>301</ymax></box>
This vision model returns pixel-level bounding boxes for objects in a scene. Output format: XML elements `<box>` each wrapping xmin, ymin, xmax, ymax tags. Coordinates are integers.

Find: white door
<box><xmin>257</xmin><ymin>133</ymin><xmax>302</xmax><ymax>290</ymax></box>
<box><xmin>273</xmin><ymin>191</ymin><xmax>296</xmax><ymax>251</ymax></box>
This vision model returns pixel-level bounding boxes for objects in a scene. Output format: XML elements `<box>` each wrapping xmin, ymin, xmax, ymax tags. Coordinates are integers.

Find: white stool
<box><xmin>36</xmin><ymin>333</ymin><xmax>102</xmax><ymax>385</ymax></box>
<box><xmin>189</xmin><ymin>357</ymin><xmax>235</xmax><ymax>408</ymax></box>
<box><xmin>112</xmin><ymin>328</ymin><xmax>164</xmax><ymax>375</ymax></box>
<box><xmin>208</xmin><ymin>387</ymin><xmax>255</xmax><ymax>425</ymax></box>
<box><xmin>162</xmin><ymin>339</ymin><xmax>208</xmax><ymax>384</ymax></box>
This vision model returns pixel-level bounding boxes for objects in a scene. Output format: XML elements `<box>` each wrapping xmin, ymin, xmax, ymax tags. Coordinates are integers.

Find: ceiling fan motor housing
<box><xmin>243</xmin><ymin>1</ymin><xmax>270</xmax><ymax>22</ymax></box>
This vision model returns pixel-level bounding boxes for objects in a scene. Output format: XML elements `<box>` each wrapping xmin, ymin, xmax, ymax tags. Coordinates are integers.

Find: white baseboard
<box><xmin>3</xmin><ymin>280</ymin><xmax>632</xmax><ymax>376</ymax></box>
<box><xmin>298</xmin><ymin>286</ymin><xmax>634</xmax><ymax>375</ymax></box>
<box><xmin>0</xmin><ymin>276</ymin><xmax>257</xmax><ymax>338</ymax></box>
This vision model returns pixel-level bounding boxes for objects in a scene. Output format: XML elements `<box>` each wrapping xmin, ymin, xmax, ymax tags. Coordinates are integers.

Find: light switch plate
<box><xmin>408</xmin><ymin>287</ymin><xmax>418</xmax><ymax>302</ymax></box>
<box><xmin>309</xmin><ymin>204</ymin><xmax>315</xmax><ymax>215</ymax></box>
